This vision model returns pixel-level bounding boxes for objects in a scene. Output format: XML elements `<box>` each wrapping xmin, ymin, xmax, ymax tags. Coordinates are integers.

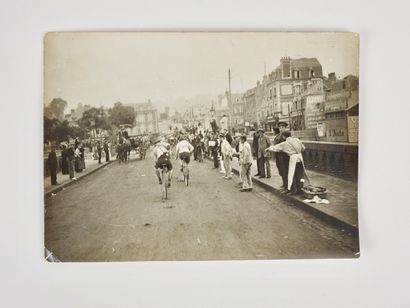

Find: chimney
<box><xmin>328</xmin><ymin>72</ymin><xmax>336</xmax><ymax>82</ymax></box>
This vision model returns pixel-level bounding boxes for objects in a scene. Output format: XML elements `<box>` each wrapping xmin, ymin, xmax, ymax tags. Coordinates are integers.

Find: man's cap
<box><xmin>278</xmin><ymin>121</ymin><xmax>288</xmax><ymax>127</ymax></box>
<box><xmin>257</xmin><ymin>127</ymin><xmax>265</xmax><ymax>132</ymax></box>
<box><xmin>234</xmin><ymin>132</ymin><xmax>242</xmax><ymax>138</ymax></box>
<box><xmin>219</xmin><ymin>133</ymin><xmax>226</xmax><ymax>137</ymax></box>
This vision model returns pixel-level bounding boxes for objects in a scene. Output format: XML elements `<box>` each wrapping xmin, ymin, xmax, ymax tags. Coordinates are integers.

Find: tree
<box><xmin>78</xmin><ymin>107</ymin><xmax>110</xmax><ymax>132</ymax></box>
<box><xmin>44</xmin><ymin>117</ymin><xmax>85</xmax><ymax>144</ymax></box>
<box><xmin>44</xmin><ymin>116</ymin><xmax>59</xmax><ymax>144</ymax></box>
<box><xmin>44</xmin><ymin>98</ymin><xmax>67</xmax><ymax>121</ymax></box>
<box><xmin>108</xmin><ymin>102</ymin><xmax>135</xmax><ymax>128</ymax></box>
<box><xmin>53</xmin><ymin>120</ymin><xmax>74</xmax><ymax>142</ymax></box>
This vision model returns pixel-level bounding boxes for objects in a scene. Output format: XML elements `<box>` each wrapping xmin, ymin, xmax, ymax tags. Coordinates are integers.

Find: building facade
<box><xmin>324</xmin><ymin>75</ymin><xmax>359</xmax><ymax>143</ymax></box>
<box><xmin>291</xmin><ymin>78</ymin><xmax>326</xmax><ymax>131</ymax></box>
<box><xmin>128</xmin><ymin>100</ymin><xmax>159</xmax><ymax>135</ymax></box>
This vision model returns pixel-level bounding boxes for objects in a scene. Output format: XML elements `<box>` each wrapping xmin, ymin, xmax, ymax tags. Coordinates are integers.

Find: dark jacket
<box><xmin>258</xmin><ymin>134</ymin><xmax>272</xmax><ymax>158</ymax></box>
<box><xmin>66</xmin><ymin>148</ymin><xmax>75</xmax><ymax>160</ymax></box>
<box><xmin>252</xmin><ymin>133</ymin><xmax>259</xmax><ymax>156</ymax></box>
<box><xmin>47</xmin><ymin>151</ymin><xmax>58</xmax><ymax>170</ymax></box>
<box><xmin>61</xmin><ymin>148</ymin><xmax>69</xmax><ymax>174</ymax></box>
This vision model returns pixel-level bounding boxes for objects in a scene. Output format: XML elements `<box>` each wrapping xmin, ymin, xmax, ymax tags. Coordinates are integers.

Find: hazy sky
<box><xmin>44</xmin><ymin>32</ymin><xmax>359</xmax><ymax>110</ymax></box>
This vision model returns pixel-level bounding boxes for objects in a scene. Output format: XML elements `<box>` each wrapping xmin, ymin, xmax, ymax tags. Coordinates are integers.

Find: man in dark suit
<box><xmin>273</xmin><ymin>122</ymin><xmax>290</xmax><ymax>190</ymax></box>
<box><xmin>47</xmin><ymin>144</ymin><xmax>59</xmax><ymax>185</ymax></box>
<box><xmin>252</xmin><ymin>131</ymin><xmax>261</xmax><ymax>176</ymax></box>
<box><xmin>257</xmin><ymin>128</ymin><xmax>272</xmax><ymax>178</ymax></box>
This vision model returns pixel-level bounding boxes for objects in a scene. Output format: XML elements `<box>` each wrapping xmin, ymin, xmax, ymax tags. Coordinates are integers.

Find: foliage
<box><xmin>78</xmin><ymin>107</ymin><xmax>110</xmax><ymax>131</ymax></box>
<box><xmin>44</xmin><ymin>98</ymin><xmax>67</xmax><ymax>121</ymax></box>
<box><xmin>44</xmin><ymin>117</ymin><xmax>84</xmax><ymax>144</ymax></box>
<box><xmin>108</xmin><ymin>102</ymin><xmax>135</xmax><ymax>128</ymax></box>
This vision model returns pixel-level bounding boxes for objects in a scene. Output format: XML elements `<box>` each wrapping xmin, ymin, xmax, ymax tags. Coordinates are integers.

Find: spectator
<box><xmin>273</xmin><ymin>122</ymin><xmax>290</xmax><ymax>190</ymax></box>
<box><xmin>266</xmin><ymin>130</ymin><xmax>307</xmax><ymax>195</ymax></box>
<box><xmin>97</xmin><ymin>141</ymin><xmax>102</xmax><ymax>164</ymax></box>
<box><xmin>257</xmin><ymin>128</ymin><xmax>272</xmax><ymax>178</ymax></box>
<box><xmin>74</xmin><ymin>144</ymin><xmax>83</xmax><ymax>172</ymax></box>
<box><xmin>61</xmin><ymin>143</ymin><xmax>69</xmax><ymax>175</ymax></box>
<box><xmin>104</xmin><ymin>141</ymin><xmax>110</xmax><ymax>162</ymax></box>
<box><xmin>220</xmin><ymin>133</ymin><xmax>233</xmax><ymax>179</ymax></box>
<box><xmin>79</xmin><ymin>143</ymin><xmax>85</xmax><ymax>170</ymax></box>
<box><xmin>67</xmin><ymin>142</ymin><xmax>77</xmax><ymax>180</ymax></box>
<box><xmin>239</xmin><ymin>135</ymin><xmax>253</xmax><ymax>192</ymax></box>
<box><xmin>252</xmin><ymin>131</ymin><xmax>261</xmax><ymax>176</ymax></box>
<box><xmin>47</xmin><ymin>144</ymin><xmax>59</xmax><ymax>186</ymax></box>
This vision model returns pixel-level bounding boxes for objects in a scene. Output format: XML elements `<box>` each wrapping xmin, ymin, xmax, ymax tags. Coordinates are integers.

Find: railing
<box><xmin>246</xmin><ymin>136</ymin><xmax>358</xmax><ymax>181</ymax></box>
<box><xmin>301</xmin><ymin>140</ymin><xmax>358</xmax><ymax>181</ymax></box>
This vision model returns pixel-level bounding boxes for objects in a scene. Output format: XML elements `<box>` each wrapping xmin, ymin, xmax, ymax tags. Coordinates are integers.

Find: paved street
<box><xmin>45</xmin><ymin>150</ymin><xmax>359</xmax><ymax>261</ymax></box>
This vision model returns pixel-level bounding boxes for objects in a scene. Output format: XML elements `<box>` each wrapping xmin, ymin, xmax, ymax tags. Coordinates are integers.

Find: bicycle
<box><xmin>161</xmin><ymin>164</ymin><xmax>169</xmax><ymax>199</ymax></box>
<box><xmin>182</xmin><ymin>159</ymin><xmax>189</xmax><ymax>186</ymax></box>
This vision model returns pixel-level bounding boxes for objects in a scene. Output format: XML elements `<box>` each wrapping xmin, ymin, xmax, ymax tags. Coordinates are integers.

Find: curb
<box><xmin>44</xmin><ymin>160</ymin><xmax>115</xmax><ymax>199</ymax></box>
<box><xmin>206</xmin><ymin>156</ymin><xmax>358</xmax><ymax>236</ymax></box>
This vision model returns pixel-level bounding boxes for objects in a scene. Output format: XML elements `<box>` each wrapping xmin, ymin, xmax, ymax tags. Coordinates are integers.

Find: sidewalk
<box><xmin>44</xmin><ymin>153</ymin><xmax>115</xmax><ymax>197</ymax></box>
<box><xmin>225</xmin><ymin>157</ymin><xmax>359</xmax><ymax>234</ymax></box>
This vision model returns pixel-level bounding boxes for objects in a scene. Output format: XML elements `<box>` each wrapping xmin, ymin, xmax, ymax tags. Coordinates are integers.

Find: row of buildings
<box><xmin>218</xmin><ymin>57</ymin><xmax>359</xmax><ymax>143</ymax></box>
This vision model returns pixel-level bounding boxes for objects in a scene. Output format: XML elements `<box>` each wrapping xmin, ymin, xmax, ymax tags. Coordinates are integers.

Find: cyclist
<box><xmin>175</xmin><ymin>135</ymin><xmax>194</xmax><ymax>179</ymax></box>
<box><xmin>153</xmin><ymin>137</ymin><xmax>172</xmax><ymax>187</ymax></box>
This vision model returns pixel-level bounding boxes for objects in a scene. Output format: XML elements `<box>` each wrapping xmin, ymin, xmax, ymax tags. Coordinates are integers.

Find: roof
<box><xmin>290</xmin><ymin>57</ymin><xmax>321</xmax><ymax>68</ymax></box>
<box><xmin>274</xmin><ymin>57</ymin><xmax>322</xmax><ymax>71</ymax></box>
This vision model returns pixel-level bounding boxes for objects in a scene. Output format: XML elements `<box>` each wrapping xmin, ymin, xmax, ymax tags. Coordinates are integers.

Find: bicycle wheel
<box><xmin>183</xmin><ymin>164</ymin><xmax>189</xmax><ymax>186</ymax></box>
<box><xmin>163</xmin><ymin>168</ymin><xmax>168</xmax><ymax>199</ymax></box>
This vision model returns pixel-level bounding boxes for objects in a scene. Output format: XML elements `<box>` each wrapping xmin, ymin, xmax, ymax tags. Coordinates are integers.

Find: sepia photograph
<box><xmin>43</xmin><ymin>32</ymin><xmax>360</xmax><ymax>262</ymax></box>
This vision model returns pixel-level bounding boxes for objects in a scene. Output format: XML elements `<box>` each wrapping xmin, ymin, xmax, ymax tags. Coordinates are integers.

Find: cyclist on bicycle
<box><xmin>175</xmin><ymin>135</ymin><xmax>194</xmax><ymax>177</ymax></box>
<box><xmin>153</xmin><ymin>137</ymin><xmax>172</xmax><ymax>187</ymax></box>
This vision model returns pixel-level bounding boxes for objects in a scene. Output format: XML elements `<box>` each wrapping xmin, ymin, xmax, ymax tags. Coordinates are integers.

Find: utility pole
<box><xmin>228</xmin><ymin>68</ymin><xmax>232</xmax><ymax>130</ymax></box>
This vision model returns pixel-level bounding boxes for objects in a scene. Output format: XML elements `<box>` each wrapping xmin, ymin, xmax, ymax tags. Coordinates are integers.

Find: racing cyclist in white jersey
<box><xmin>153</xmin><ymin>137</ymin><xmax>172</xmax><ymax>186</ymax></box>
<box><xmin>175</xmin><ymin>135</ymin><xmax>194</xmax><ymax>179</ymax></box>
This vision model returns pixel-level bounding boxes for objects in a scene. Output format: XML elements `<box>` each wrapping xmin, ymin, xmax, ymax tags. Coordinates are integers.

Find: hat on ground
<box><xmin>278</xmin><ymin>121</ymin><xmax>288</xmax><ymax>127</ymax></box>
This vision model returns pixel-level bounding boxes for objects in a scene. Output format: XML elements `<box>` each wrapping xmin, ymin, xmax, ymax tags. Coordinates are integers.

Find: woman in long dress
<box><xmin>61</xmin><ymin>143</ymin><xmax>69</xmax><ymax>175</ymax></box>
<box><xmin>74</xmin><ymin>146</ymin><xmax>82</xmax><ymax>172</ymax></box>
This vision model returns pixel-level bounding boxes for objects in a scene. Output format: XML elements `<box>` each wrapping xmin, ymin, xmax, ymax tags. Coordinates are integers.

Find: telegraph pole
<box><xmin>228</xmin><ymin>69</ymin><xmax>232</xmax><ymax>130</ymax></box>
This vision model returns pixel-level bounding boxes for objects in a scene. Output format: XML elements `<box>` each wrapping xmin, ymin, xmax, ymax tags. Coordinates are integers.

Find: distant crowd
<box><xmin>47</xmin><ymin>124</ymin><xmax>307</xmax><ymax>195</ymax></box>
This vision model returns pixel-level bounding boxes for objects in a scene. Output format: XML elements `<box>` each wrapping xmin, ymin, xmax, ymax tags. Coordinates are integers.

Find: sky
<box><xmin>44</xmin><ymin>32</ymin><xmax>359</xmax><ymax>111</ymax></box>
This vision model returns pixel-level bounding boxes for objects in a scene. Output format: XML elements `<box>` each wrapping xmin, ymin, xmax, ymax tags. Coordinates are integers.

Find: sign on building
<box><xmin>347</xmin><ymin>116</ymin><xmax>359</xmax><ymax>143</ymax></box>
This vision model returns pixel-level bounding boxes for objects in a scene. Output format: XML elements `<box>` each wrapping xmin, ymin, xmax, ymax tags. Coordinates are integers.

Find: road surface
<box><xmin>45</xmin><ymin>150</ymin><xmax>359</xmax><ymax>261</ymax></box>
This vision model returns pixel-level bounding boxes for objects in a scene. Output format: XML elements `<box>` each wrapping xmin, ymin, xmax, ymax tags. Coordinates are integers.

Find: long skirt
<box><xmin>75</xmin><ymin>157</ymin><xmax>83</xmax><ymax>172</ymax></box>
<box><xmin>61</xmin><ymin>156</ymin><xmax>69</xmax><ymax>175</ymax></box>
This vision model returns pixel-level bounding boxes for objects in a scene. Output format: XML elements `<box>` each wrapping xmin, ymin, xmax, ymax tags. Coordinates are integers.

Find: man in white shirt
<box><xmin>239</xmin><ymin>135</ymin><xmax>253</xmax><ymax>192</ymax></box>
<box><xmin>220</xmin><ymin>133</ymin><xmax>233</xmax><ymax>179</ymax></box>
<box><xmin>175</xmin><ymin>136</ymin><xmax>194</xmax><ymax>177</ymax></box>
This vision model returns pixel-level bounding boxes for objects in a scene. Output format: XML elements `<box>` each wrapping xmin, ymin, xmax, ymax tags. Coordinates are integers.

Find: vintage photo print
<box><xmin>43</xmin><ymin>32</ymin><xmax>359</xmax><ymax>262</ymax></box>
